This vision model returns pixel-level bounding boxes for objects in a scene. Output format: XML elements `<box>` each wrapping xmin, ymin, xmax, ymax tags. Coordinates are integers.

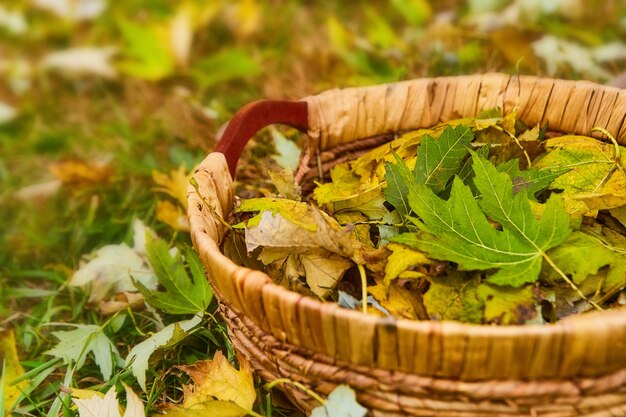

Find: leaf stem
<box><xmin>265</xmin><ymin>378</ymin><xmax>326</xmax><ymax>406</ymax></box>
<box><xmin>358</xmin><ymin>264</ymin><xmax>368</xmax><ymax>315</ymax></box>
<box><xmin>541</xmin><ymin>253</ymin><xmax>602</xmax><ymax>310</ymax></box>
<box><xmin>592</xmin><ymin>126</ymin><xmax>620</xmax><ymax>162</ymax></box>
<box><xmin>504</xmin><ymin>130</ymin><xmax>532</xmax><ymax>168</ymax></box>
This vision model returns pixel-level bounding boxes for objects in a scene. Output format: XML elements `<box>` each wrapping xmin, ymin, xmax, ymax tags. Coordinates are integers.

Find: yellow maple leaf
<box><xmin>383</xmin><ymin>243</ymin><xmax>431</xmax><ymax>288</ymax></box>
<box><xmin>155</xmin><ymin>200</ymin><xmax>190</xmax><ymax>231</ymax></box>
<box><xmin>223</xmin><ymin>0</ymin><xmax>261</xmax><ymax>39</ymax></box>
<box><xmin>1</xmin><ymin>330</ymin><xmax>27</xmax><ymax>413</ymax></box>
<box><xmin>368</xmin><ymin>281</ymin><xmax>427</xmax><ymax>320</ymax></box>
<box><xmin>164</xmin><ymin>401</ymin><xmax>250</xmax><ymax>417</ymax></box>
<box><xmin>71</xmin><ymin>384</ymin><xmax>145</xmax><ymax>417</ymax></box>
<box><xmin>49</xmin><ymin>159</ymin><xmax>114</xmax><ymax>186</ymax></box>
<box><xmin>178</xmin><ymin>351</ymin><xmax>256</xmax><ymax>411</ymax></box>
<box><xmin>152</xmin><ymin>165</ymin><xmax>191</xmax><ymax>210</ymax></box>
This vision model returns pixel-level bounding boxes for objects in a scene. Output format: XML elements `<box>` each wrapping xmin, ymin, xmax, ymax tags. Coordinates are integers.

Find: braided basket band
<box><xmin>304</xmin><ymin>73</ymin><xmax>626</xmax><ymax>152</ymax></box>
<box><xmin>220</xmin><ymin>291</ymin><xmax>626</xmax><ymax>416</ymax></box>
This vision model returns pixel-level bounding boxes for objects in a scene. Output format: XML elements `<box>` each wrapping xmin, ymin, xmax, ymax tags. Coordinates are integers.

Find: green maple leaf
<box><xmin>45</xmin><ymin>325</ymin><xmax>122</xmax><ymax>380</ymax></box>
<box><xmin>134</xmin><ymin>238</ymin><xmax>213</xmax><ymax>315</ymax></box>
<box><xmin>384</xmin><ymin>153</ymin><xmax>419</xmax><ymax>217</ymax></box>
<box><xmin>414</xmin><ymin>125</ymin><xmax>474</xmax><ymax>192</ymax></box>
<box><xmin>496</xmin><ymin>159</ymin><xmax>567</xmax><ymax>199</ymax></box>
<box><xmin>127</xmin><ymin>314</ymin><xmax>202</xmax><ymax>391</ymax></box>
<box><xmin>384</xmin><ymin>125</ymin><xmax>473</xmax><ymax>215</ymax></box>
<box><xmin>400</xmin><ymin>153</ymin><xmax>572</xmax><ymax>287</ymax></box>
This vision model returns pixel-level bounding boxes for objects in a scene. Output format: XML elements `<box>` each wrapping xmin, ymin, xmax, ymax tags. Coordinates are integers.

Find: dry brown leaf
<box><xmin>99</xmin><ymin>292</ymin><xmax>145</xmax><ymax>315</ymax></box>
<box><xmin>245</xmin><ymin>209</ymin><xmax>354</xmax><ymax>258</ymax></box>
<box><xmin>301</xmin><ymin>250</ymin><xmax>353</xmax><ymax>298</ymax></box>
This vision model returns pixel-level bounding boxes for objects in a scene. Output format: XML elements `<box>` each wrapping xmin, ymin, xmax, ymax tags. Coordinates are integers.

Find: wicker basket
<box><xmin>187</xmin><ymin>73</ymin><xmax>626</xmax><ymax>416</ymax></box>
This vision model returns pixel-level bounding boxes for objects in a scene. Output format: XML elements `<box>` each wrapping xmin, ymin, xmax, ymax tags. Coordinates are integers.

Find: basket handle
<box><xmin>215</xmin><ymin>100</ymin><xmax>309</xmax><ymax>178</ymax></box>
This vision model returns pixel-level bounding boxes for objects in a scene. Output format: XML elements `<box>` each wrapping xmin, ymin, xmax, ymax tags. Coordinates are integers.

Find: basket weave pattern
<box><xmin>188</xmin><ymin>73</ymin><xmax>626</xmax><ymax>416</ymax></box>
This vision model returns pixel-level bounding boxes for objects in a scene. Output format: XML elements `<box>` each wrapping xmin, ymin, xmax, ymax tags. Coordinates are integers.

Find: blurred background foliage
<box><xmin>0</xmin><ymin>0</ymin><xmax>624</xmax><ymax>415</ymax></box>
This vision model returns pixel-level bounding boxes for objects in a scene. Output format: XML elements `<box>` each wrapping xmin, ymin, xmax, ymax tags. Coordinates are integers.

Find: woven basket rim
<box><xmin>189</xmin><ymin>73</ymin><xmax>626</xmax><ymax>380</ymax></box>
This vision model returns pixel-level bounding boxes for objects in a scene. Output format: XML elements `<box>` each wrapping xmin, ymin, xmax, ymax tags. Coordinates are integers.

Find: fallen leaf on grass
<box><xmin>0</xmin><ymin>101</ymin><xmax>17</xmax><ymax>124</ymax></box>
<box><xmin>33</xmin><ymin>0</ymin><xmax>106</xmax><ymax>21</ymax></box>
<box><xmin>192</xmin><ymin>48</ymin><xmax>262</xmax><ymax>90</ymax></box>
<box><xmin>118</xmin><ymin>19</ymin><xmax>174</xmax><ymax>81</ymax></box>
<box><xmin>42</xmin><ymin>47</ymin><xmax>118</xmax><ymax>78</ymax></box>
<box><xmin>152</xmin><ymin>165</ymin><xmax>191</xmax><ymax>209</ymax></box>
<box><xmin>311</xmin><ymin>385</ymin><xmax>367</xmax><ymax>417</ymax></box>
<box><xmin>133</xmin><ymin>238</ymin><xmax>212</xmax><ymax>315</ymax></box>
<box><xmin>99</xmin><ymin>292</ymin><xmax>145</xmax><ymax>315</ymax></box>
<box><xmin>126</xmin><ymin>314</ymin><xmax>202</xmax><ymax>392</ymax></box>
<box><xmin>489</xmin><ymin>27</ymin><xmax>539</xmax><ymax>70</ymax></box>
<box><xmin>12</xmin><ymin>180</ymin><xmax>62</xmax><ymax>202</ymax></box>
<box><xmin>69</xmin><ymin>244</ymin><xmax>156</xmax><ymax>304</ymax></box>
<box><xmin>0</xmin><ymin>5</ymin><xmax>26</xmax><ymax>35</ymax></box>
<box><xmin>1</xmin><ymin>330</ymin><xmax>27</xmax><ymax>413</ymax></box>
<box><xmin>71</xmin><ymin>384</ymin><xmax>145</xmax><ymax>417</ymax></box>
<box><xmin>162</xmin><ymin>351</ymin><xmax>256</xmax><ymax>417</ymax></box>
<box><xmin>532</xmin><ymin>35</ymin><xmax>612</xmax><ymax>80</ymax></box>
<box><xmin>69</xmin><ymin>220</ymin><xmax>159</xmax><ymax>308</ymax></box>
<box><xmin>178</xmin><ymin>351</ymin><xmax>255</xmax><ymax>410</ymax></box>
<box><xmin>223</xmin><ymin>0</ymin><xmax>262</xmax><ymax>39</ymax></box>
<box><xmin>45</xmin><ymin>324</ymin><xmax>123</xmax><ymax>380</ymax></box>
<box><xmin>156</xmin><ymin>200</ymin><xmax>190</xmax><ymax>231</ymax></box>
<box><xmin>164</xmin><ymin>401</ymin><xmax>250</xmax><ymax>417</ymax></box>
<box><xmin>49</xmin><ymin>158</ymin><xmax>114</xmax><ymax>186</ymax></box>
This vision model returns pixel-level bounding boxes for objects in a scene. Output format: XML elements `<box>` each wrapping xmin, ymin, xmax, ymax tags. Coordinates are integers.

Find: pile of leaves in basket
<box><xmin>227</xmin><ymin>110</ymin><xmax>626</xmax><ymax>325</ymax></box>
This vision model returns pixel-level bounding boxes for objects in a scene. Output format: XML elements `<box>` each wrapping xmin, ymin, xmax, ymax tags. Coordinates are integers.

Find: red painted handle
<box><xmin>215</xmin><ymin>100</ymin><xmax>309</xmax><ymax>178</ymax></box>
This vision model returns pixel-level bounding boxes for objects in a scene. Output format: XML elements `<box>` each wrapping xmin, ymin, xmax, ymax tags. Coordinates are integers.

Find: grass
<box><xmin>1</xmin><ymin>1</ymin><xmax>625</xmax><ymax>416</ymax></box>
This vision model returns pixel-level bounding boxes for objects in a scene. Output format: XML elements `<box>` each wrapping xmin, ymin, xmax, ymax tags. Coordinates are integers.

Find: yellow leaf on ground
<box><xmin>49</xmin><ymin>159</ymin><xmax>113</xmax><ymax>186</ymax></box>
<box><xmin>156</xmin><ymin>200</ymin><xmax>190</xmax><ymax>231</ymax></box>
<box><xmin>1</xmin><ymin>330</ymin><xmax>27</xmax><ymax>413</ymax></box>
<box><xmin>69</xmin><ymin>388</ymin><xmax>105</xmax><ymax>400</ymax></box>
<box><xmin>164</xmin><ymin>401</ymin><xmax>249</xmax><ymax>417</ymax></box>
<box><xmin>223</xmin><ymin>0</ymin><xmax>261</xmax><ymax>39</ymax></box>
<box><xmin>152</xmin><ymin>165</ymin><xmax>191</xmax><ymax>209</ymax></box>
<box><xmin>71</xmin><ymin>385</ymin><xmax>145</xmax><ymax>417</ymax></box>
<box><xmin>177</xmin><ymin>351</ymin><xmax>256</xmax><ymax>411</ymax></box>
